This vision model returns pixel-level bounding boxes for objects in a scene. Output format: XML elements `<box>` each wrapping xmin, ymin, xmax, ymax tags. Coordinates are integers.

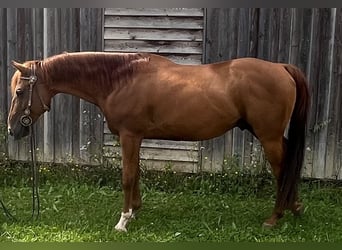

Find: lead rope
<box><xmin>29</xmin><ymin>125</ymin><xmax>40</xmax><ymax>220</ymax></box>
<box><xmin>1</xmin><ymin>64</ymin><xmax>40</xmax><ymax>221</ymax></box>
<box><xmin>0</xmin><ymin>196</ymin><xmax>17</xmax><ymax>221</ymax></box>
<box><xmin>28</xmin><ymin>64</ymin><xmax>41</xmax><ymax>220</ymax></box>
<box><xmin>0</xmin><ymin>127</ymin><xmax>40</xmax><ymax>221</ymax></box>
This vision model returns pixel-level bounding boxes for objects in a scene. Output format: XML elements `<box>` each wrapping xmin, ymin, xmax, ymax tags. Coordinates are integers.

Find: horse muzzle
<box><xmin>8</xmin><ymin>124</ymin><xmax>30</xmax><ymax>140</ymax></box>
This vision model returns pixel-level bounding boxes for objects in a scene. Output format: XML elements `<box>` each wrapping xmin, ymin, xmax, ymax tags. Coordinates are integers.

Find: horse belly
<box><xmin>145</xmin><ymin>103</ymin><xmax>239</xmax><ymax>141</ymax></box>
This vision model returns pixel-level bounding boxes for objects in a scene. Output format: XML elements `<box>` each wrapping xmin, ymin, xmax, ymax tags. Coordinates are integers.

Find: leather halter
<box><xmin>19</xmin><ymin>64</ymin><xmax>50</xmax><ymax>127</ymax></box>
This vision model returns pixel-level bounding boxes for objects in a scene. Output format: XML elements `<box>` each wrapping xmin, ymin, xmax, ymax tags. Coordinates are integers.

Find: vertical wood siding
<box><xmin>204</xmin><ymin>8</ymin><xmax>342</xmax><ymax>180</ymax></box>
<box><xmin>0</xmin><ymin>8</ymin><xmax>103</xmax><ymax>165</ymax></box>
<box><xmin>1</xmin><ymin>8</ymin><xmax>341</xmax><ymax>180</ymax></box>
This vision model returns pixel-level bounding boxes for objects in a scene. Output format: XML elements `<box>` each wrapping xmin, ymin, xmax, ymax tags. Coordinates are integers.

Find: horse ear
<box><xmin>12</xmin><ymin>60</ymin><xmax>30</xmax><ymax>74</ymax></box>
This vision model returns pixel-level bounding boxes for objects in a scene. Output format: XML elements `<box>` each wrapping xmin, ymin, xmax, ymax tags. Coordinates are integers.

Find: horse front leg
<box><xmin>114</xmin><ymin>133</ymin><xmax>142</xmax><ymax>232</ymax></box>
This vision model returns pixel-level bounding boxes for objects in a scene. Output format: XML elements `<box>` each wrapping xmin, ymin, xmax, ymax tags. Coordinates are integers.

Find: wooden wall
<box><xmin>203</xmin><ymin>8</ymin><xmax>342</xmax><ymax>180</ymax></box>
<box><xmin>1</xmin><ymin>8</ymin><xmax>341</xmax><ymax>180</ymax></box>
<box><xmin>0</xmin><ymin>8</ymin><xmax>103</xmax><ymax>164</ymax></box>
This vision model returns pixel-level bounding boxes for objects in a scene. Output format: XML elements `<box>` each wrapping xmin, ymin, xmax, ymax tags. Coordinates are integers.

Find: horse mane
<box><xmin>40</xmin><ymin>52</ymin><xmax>150</xmax><ymax>91</ymax></box>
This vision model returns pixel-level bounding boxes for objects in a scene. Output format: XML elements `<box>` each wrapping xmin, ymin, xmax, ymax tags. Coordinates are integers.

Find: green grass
<box><xmin>0</xmin><ymin>166</ymin><xmax>341</xmax><ymax>242</ymax></box>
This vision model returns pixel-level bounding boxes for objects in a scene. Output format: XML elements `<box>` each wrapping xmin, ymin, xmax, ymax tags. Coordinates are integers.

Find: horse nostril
<box><xmin>8</xmin><ymin>128</ymin><xmax>13</xmax><ymax>136</ymax></box>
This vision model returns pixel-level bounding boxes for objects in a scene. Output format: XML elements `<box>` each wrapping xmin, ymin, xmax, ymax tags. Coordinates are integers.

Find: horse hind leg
<box><xmin>260</xmin><ymin>136</ymin><xmax>287</xmax><ymax>228</ymax></box>
<box><xmin>279</xmin><ymin>137</ymin><xmax>304</xmax><ymax>217</ymax></box>
<box><xmin>261</xmin><ymin>136</ymin><xmax>304</xmax><ymax>228</ymax></box>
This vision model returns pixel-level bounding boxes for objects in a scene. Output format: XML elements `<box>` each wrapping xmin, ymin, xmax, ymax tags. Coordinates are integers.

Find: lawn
<box><xmin>0</xmin><ymin>163</ymin><xmax>341</xmax><ymax>242</ymax></box>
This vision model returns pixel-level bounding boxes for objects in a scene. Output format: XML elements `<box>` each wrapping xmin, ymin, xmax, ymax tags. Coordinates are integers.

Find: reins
<box><xmin>1</xmin><ymin>64</ymin><xmax>42</xmax><ymax>221</ymax></box>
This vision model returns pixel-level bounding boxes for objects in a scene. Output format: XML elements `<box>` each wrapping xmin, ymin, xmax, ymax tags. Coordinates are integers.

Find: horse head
<box><xmin>7</xmin><ymin>61</ymin><xmax>52</xmax><ymax>140</ymax></box>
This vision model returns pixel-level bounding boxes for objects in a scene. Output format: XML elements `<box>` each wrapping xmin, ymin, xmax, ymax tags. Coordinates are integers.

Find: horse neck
<box><xmin>48</xmin><ymin>76</ymin><xmax>102</xmax><ymax>106</ymax></box>
<box><xmin>42</xmin><ymin>57</ymin><xmax>112</xmax><ymax>107</ymax></box>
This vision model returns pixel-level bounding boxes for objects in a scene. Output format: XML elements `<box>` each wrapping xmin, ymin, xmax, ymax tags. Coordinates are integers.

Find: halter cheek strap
<box><xmin>19</xmin><ymin>64</ymin><xmax>50</xmax><ymax>127</ymax></box>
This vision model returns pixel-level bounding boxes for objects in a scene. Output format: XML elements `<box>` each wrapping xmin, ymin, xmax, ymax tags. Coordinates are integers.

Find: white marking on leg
<box><xmin>114</xmin><ymin>208</ymin><xmax>133</xmax><ymax>232</ymax></box>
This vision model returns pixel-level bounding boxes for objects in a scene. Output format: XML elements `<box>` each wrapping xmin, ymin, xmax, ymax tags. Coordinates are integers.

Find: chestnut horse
<box><xmin>7</xmin><ymin>52</ymin><xmax>310</xmax><ymax>232</ymax></box>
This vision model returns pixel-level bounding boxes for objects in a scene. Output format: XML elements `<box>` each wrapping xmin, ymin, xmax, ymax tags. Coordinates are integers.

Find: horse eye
<box><xmin>16</xmin><ymin>88</ymin><xmax>24</xmax><ymax>96</ymax></box>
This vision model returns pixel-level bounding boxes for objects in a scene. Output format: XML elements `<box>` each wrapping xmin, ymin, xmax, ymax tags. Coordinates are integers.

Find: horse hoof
<box><xmin>262</xmin><ymin>222</ymin><xmax>275</xmax><ymax>229</ymax></box>
<box><xmin>114</xmin><ymin>224</ymin><xmax>128</xmax><ymax>233</ymax></box>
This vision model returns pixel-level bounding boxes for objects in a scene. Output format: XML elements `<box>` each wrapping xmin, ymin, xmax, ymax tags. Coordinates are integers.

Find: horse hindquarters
<box><xmin>262</xmin><ymin>64</ymin><xmax>310</xmax><ymax>227</ymax></box>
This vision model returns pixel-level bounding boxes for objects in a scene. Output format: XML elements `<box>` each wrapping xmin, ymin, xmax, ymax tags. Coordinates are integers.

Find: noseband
<box><xmin>19</xmin><ymin>64</ymin><xmax>50</xmax><ymax>127</ymax></box>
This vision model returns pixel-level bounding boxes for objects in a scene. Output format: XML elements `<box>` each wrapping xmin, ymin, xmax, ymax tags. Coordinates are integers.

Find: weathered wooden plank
<box><xmin>289</xmin><ymin>9</ymin><xmax>316</xmax><ymax>176</ymax></box>
<box><xmin>15</xmin><ymin>8</ymin><xmax>33</xmax><ymax>161</ymax></box>
<box><xmin>53</xmin><ymin>8</ymin><xmax>73</xmax><ymax>163</ymax></box>
<box><xmin>245</xmin><ymin>8</ymin><xmax>262</xmax><ymax>168</ymax></box>
<box><xmin>257</xmin><ymin>8</ymin><xmax>271</xmax><ymax>60</ymax></box>
<box><xmin>43</xmin><ymin>8</ymin><xmax>58</xmax><ymax>162</ymax></box>
<box><xmin>104</xmin><ymin>40</ymin><xmax>202</xmax><ymax>54</ymax></box>
<box><xmin>214</xmin><ymin>9</ymin><xmax>236</xmax><ymax>169</ymax></box>
<box><xmin>269</xmin><ymin>8</ymin><xmax>281</xmax><ymax>62</ymax></box>
<box><xmin>103</xmin><ymin>134</ymin><xmax>198</xmax><ymax>151</ymax></box>
<box><xmin>70</xmin><ymin>8</ymin><xmax>81</xmax><ymax>161</ymax></box>
<box><xmin>79</xmin><ymin>8</ymin><xmax>104</xmax><ymax>164</ymax></box>
<box><xmin>140</xmin><ymin>147</ymin><xmax>198</xmax><ymax>163</ymax></box>
<box><xmin>104</xmin><ymin>16</ymin><xmax>204</xmax><ymax>29</ymax></box>
<box><xmin>248</xmin><ymin>8</ymin><xmax>259</xmax><ymax>57</ymax></box>
<box><xmin>332</xmin><ymin>8</ymin><xmax>342</xmax><ymax>180</ymax></box>
<box><xmin>228</xmin><ymin>9</ymin><xmax>243</xmax><ymax>167</ymax></box>
<box><xmin>277</xmin><ymin>8</ymin><xmax>291</xmax><ymax>62</ymax></box>
<box><xmin>288</xmin><ymin>9</ymin><xmax>307</xmax><ymax>175</ymax></box>
<box><xmin>311</xmin><ymin>9</ymin><xmax>334</xmax><ymax>179</ymax></box>
<box><xmin>164</xmin><ymin>54</ymin><xmax>202</xmax><ymax>65</ymax></box>
<box><xmin>0</xmin><ymin>8</ymin><xmax>8</xmax><ymax>156</ymax></box>
<box><xmin>104</xmin><ymin>148</ymin><xmax>198</xmax><ymax>172</ymax></box>
<box><xmin>10</xmin><ymin>8</ymin><xmax>31</xmax><ymax>161</ymax></box>
<box><xmin>141</xmin><ymin>140</ymin><xmax>197</xmax><ymax>151</ymax></box>
<box><xmin>201</xmin><ymin>9</ymin><xmax>225</xmax><ymax>172</ymax></box>
<box><xmin>324</xmin><ymin>8</ymin><xmax>340</xmax><ymax>179</ymax></box>
<box><xmin>32</xmin><ymin>8</ymin><xmax>45</xmax><ymax>161</ymax></box>
<box><xmin>103</xmin><ymin>145</ymin><xmax>198</xmax><ymax>164</ymax></box>
<box><xmin>303</xmin><ymin>9</ymin><xmax>318</xmax><ymax>178</ymax></box>
<box><xmin>289</xmin><ymin>8</ymin><xmax>303</xmax><ymax>65</ymax></box>
<box><xmin>6</xmin><ymin>8</ymin><xmax>19</xmax><ymax>160</ymax></box>
<box><xmin>47</xmin><ymin>8</ymin><xmax>81</xmax><ymax>164</ymax></box>
<box><xmin>237</xmin><ymin>8</ymin><xmax>250</xmax><ymax>58</ymax></box>
<box><xmin>140</xmin><ymin>159</ymin><xmax>198</xmax><ymax>173</ymax></box>
<box><xmin>104</xmin><ymin>28</ymin><xmax>203</xmax><ymax>41</ymax></box>
<box><xmin>142</xmin><ymin>140</ymin><xmax>198</xmax><ymax>151</ymax></box>
<box><xmin>298</xmin><ymin>9</ymin><xmax>314</xmax><ymax>73</ymax></box>
<box><xmin>0</xmin><ymin>9</ymin><xmax>8</xmax><ymax>125</ymax></box>
<box><xmin>295</xmin><ymin>9</ymin><xmax>314</xmax><ymax>178</ymax></box>
<box><xmin>105</xmin><ymin>8</ymin><xmax>203</xmax><ymax>17</ymax></box>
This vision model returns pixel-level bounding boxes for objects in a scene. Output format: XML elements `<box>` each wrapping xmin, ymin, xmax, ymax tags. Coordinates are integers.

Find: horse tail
<box><xmin>278</xmin><ymin>64</ymin><xmax>310</xmax><ymax>210</ymax></box>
